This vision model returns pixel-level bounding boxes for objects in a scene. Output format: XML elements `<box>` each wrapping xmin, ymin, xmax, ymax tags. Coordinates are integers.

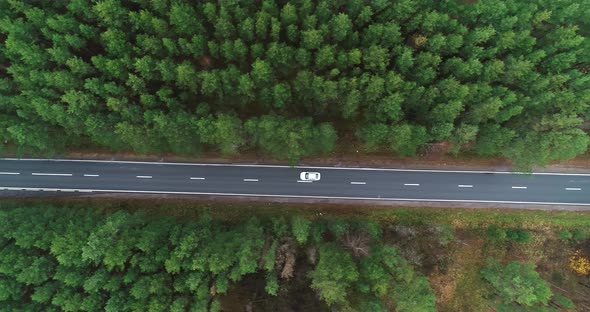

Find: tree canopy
<box><xmin>0</xmin><ymin>206</ymin><xmax>435</xmax><ymax>311</ymax></box>
<box><xmin>0</xmin><ymin>0</ymin><xmax>589</xmax><ymax>166</ymax></box>
<box><xmin>481</xmin><ymin>258</ymin><xmax>553</xmax><ymax>308</ymax></box>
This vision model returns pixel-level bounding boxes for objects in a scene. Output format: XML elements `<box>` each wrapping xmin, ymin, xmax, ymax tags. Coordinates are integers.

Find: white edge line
<box><xmin>565</xmin><ymin>187</ymin><xmax>581</xmax><ymax>191</ymax></box>
<box><xmin>458</xmin><ymin>185</ymin><xmax>473</xmax><ymax>188</ymax></box>
<box><xmin>32</xmin><ymin>173</ymin><xmax>72</xmax><ymax>176</ymax></box>
<box><xmin>243</xmin><ymin>179</ymin><xmax>259</xmax><ymax>182</ymax></box>
<box><xmin>404</xmin><ymin>183</ymin><xmax>420</xmax><ymax>186</ymax></box>
<box><xmin>190</xmin><ymin>177</ymin><xmax>206</xmax><ymax>180</ymax></box>
<box><xmin>136</xmin><ymin>175</ymin><xmax>152</xmax><ymax>179</ymax></box>
<box><xmin>297</xmin><ymin>180</ymin><xmax>313</xmax><ymax>183</ymax></box>
<box><xmin>83</xmin><ymin>174</ymin><xmax>100</xmax><ymax>177</ymax></box>
<box><xmin>511</xmin><ymin>186</ymin><xmax>528</xmax><ymax>189</ymax></box>
<box><xmin>0</xmin><ymin>172</ymin><xmax>20</xmax><ymax>175</ymax></box>
<box><xmin>0</xmin><ymin>187</ymin><xmax>588</xmax><ymax>206</ymax></box>
<box><xmin>350</xmin><ymin>182</ymin><xmax>366</xmax><ymax>185</ymax></box>
<box><xmin>4</xmin><ymin>158</ymin><xmax>590</xmax><ymax>176</ymax></box>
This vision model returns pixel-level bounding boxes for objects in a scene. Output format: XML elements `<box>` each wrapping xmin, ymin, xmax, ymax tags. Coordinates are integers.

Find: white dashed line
<box><xmin>190</xmin><ymin>177</ymin><xmax>206</xmax><ymax>180</ymax></box>
<box><xmin>136</xmin><ymin>175</ymin><xmax>152</xmax><ymax>179</ymax></box>
<box><xmin>243</xmin><ymin>178</ymin><xmax>259</xmax><ymax>182</ymax></box>
<box><xmin>32</xmin><ymin>173</ymin><xmax>72</xmax><ymax>176</ymax></box>
<box><xmin>458</xmin><ymin>185</ymin><xmax>473</xmax><ymax>188</ymax></box>
<box><xmin>297</xmin><ymin>180</ymin><xmax>313</xmax><ymax>183</ymax></box>
<box><xmin>83</xmin><ymin>174</ymin><xmax>100</xmax><ymax>177</ymax></box>
<box><xmin>0</xmin><ymin>172</ymin><xmax>20</xmax><ymax>175</ymax></box>
<box><xmin>350</xmin><ymin>182</ymin><xmax>366</xmax><ymax>185</ymax></box>
<box><xmin>511</xmin><ymin>186</ymin><xmax>527</xmax><ymax>189</ymax></box>
<box><xmin>565</xmin><ymin>187</ymin><xmax>581</xmax><ymax>191</ymax></box>
<box><xmin>404</xmin><ymin>183</ymin><xmax>420</xmax><ymax>186</ymax></box>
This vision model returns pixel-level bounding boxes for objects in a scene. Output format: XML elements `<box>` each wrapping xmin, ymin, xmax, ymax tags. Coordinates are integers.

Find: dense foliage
<box><xmin>0</xmin><ymin>206</ymin><xmax>435</xmax><ymax>311</ymax></box>
<box><xmin>486</xmin><ymin>225</ymin><xmax>532</xmax><ymax>244</ymax></box>
<box><xmin>481</xmin><ymin>259</ymin><xmax>553</xmax><ymax>308</ymax></box>
<box><xmin>0</xmin><ymin>0</ymin><xmax>589</xmax><ymax>167</ymax></box>
<box><xmin>480</xmin><ymin>226</ymin><xmax>586</xmax><ymax>311</ymax></box>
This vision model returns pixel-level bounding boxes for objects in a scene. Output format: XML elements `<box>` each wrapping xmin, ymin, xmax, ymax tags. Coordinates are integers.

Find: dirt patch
<box><xmin>435</xmin><ymin>230</ymin><xmax>489</xmax><ymax>312</ymax></box>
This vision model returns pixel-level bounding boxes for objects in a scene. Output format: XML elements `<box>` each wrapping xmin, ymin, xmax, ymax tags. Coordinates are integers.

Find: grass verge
<box><xmin>1</xmin><ymin>197</ymin><xmax>589</xmax><ymax>229</ymax></box>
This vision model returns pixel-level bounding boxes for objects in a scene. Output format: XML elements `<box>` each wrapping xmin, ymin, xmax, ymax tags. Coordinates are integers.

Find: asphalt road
<box><xmin>0</xmin><ymin>158</ymin><xmax>589</xmax><ymax>206</ymax></box>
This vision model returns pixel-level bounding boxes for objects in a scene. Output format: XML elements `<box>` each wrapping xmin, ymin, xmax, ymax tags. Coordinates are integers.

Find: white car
<box><xmin>300</xmin><ymin>171</ymin><xmax>321</xmax><ymax>181</ymax></box>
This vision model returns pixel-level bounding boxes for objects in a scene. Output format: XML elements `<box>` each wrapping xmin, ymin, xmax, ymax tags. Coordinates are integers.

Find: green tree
<box><xmin>481</xmin><ymin>259</ymin><xmax>553</xmax><ymax>307</ymax></box>
<box><xmin>280</xmin><ymin>3</ymin><xmax>298</xmax><ymax>25</ymax></box>
<box><xmin>315</xmin><ymin>45</ymin><xmax>336</xmax><ymax>70</ymax></box>
<box><xmin>505</xmin><ymin>229</ymin><xmax>532</xmax><ymax>244</ymax></box>
<box><xmin>169</xmin><ymin>3</ymin><xmax>202</xmax><ymax>35</ymax></box>
<box><xmin>390</xmin><ymin>124</ymin><xmax>429</xmax><ymax>157</ymax></box>
<box><xmin>175</xmin><ymin>61</ymin><xmax>198</xmax><ymax>91</ymax></box>
<box><xmin>310</xmin><ymin>243</ymin><xmax>360</xmax><ymax>306</ymax></box>
<box><xmin>265</xmin><ymin>273</ymin><xmax>279</xmax><ymax>296</ymax></box>
<box><xmin>553</xmin><ymin>294</ymin><xmax>575</xmax><ymax>309</ymax></box>
<box><xmin>250</xmin><ymin>59</ymin><xmax>273</xmax><ymax>86</ymax></box>
<box><xmin>245</xmin><ymin>116</ymin><xmax>336</xmax><ymax>163</ymax></box>
<box><xmin>391</xmin><ymin>275</ymin><xmax>436</xmax><ymax>312</ymax></box>
<box><xmin>486</xmin><ymin>225</ymin><xmax>507</xmax><ymax>243</ymax></box>
<box><xmin>197</xmin><ymin>114</ymin><xmax>244</xmax><ymax>155</ymax></box>
<box><xmin>330</xmin><ymin>13</ymin><xmax>352</xmax><ymax>42</ymax></box>
<box><xmin>504</xmin><ymin>129</ymin><xmax>589</xmax><ymax>170</ymax></box>
<box><xmin>363</xmin><ymin>45</ymin><xmax>389</xmax><ymax>72</ymax></box>
<box><xmin>291</xmin><ymin>216</ymin><xmax>311</xmax><ymax>244</ymax></box>
<box><xmin>302</xmin><ymin>29</ymin><xmax>323</xmax><ymax>50</ymax></box>
<box><xmin>272</xmin><ymin>83</ymin><xmax>291</xmax><ymax>109</ymax></box>
<box><xmin>93</xmin><ymin>0</ymin><xmax>128</xmax><ymax>28</ymax></box>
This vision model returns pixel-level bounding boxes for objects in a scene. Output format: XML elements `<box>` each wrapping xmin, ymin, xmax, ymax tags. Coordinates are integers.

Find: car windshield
<box><xmin>305</xmin><ymin>173</ymin><xmax>309</xmax><ymax>179</ymax></box>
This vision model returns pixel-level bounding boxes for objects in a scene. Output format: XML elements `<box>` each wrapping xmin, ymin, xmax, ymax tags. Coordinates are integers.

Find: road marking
<box><xmin>136</xmin><ymin>175</ymin><xmax>152</xmax><ymax>179</ymax></box>
<box><xmin>243</xmin><ymin>178</ymin><xmax>259</xmax><ymax>182</ymax></box>
<box><xmin>0</xmin><ymin>187</ymin><xmax>92</xmax><ymax>193</ymax></box>
<box><xmin>297</xmin><ymin>180</ymin><xmax>313</xmax><ymax>183</ymax></box>
<box><xmin>458</xmin><ymin>185</ymin><xmax>473</xmax><ymax>188</ymax></box>
<box><xmin>6</xmin><ymin>158</ymin><xmax>590</xmax><ymax>176</ymax></box>
<box><xmin>350</xmin><ymin>182</ymin><xmax>366</xmax><ymax>185</ymax></box>
<box><xmin>0</xmin><ymin>172</ymin><xmax>20</xmax><ymax>175</ymax></box>
<box><xmin>404</xmin><ymin>183</ymin><xmax>420</xmax><ymax>186</ymax></box>
<box><xmin>32</xmin><ymin>173</ymin><xmax>72</xmax><ymax>176</ymax></box>
<box><xmin>565</xmin><ymin>187</ymin><xmax>581</xmax><ymax>191</ymax></box>
<box><xmin>190</xmin><ymin>177</ymin><xmax>205</xmax><ymax>180</ymax></box>
<box><xmin>511</xmin><ymin>186</ymin><xmax>527</xmax><ymax>189</ymax></box>
<box><xmin>83</xmin><ymin>174</ymin><xmax>100</xmax><ymax>177</ymax></box>
<box><xmin>1</xmin><ymin>186</ymin><xmax>587</xmax><ymax>206</ymax></box>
